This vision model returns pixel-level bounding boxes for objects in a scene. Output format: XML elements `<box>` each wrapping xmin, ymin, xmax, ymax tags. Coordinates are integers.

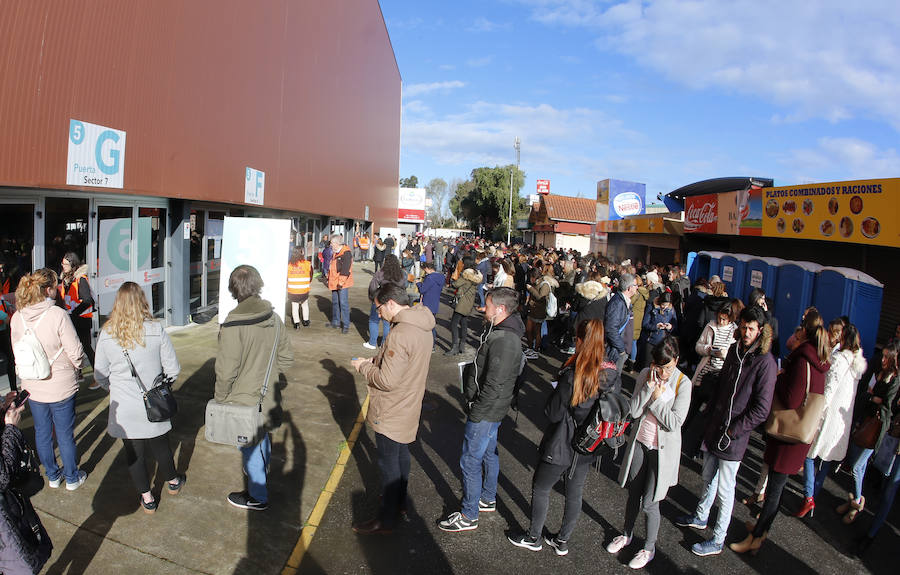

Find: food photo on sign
<box><xmin>761</xmin><ymin>178</ymin><xmax>899</xmax><ymax>248</ymax></box>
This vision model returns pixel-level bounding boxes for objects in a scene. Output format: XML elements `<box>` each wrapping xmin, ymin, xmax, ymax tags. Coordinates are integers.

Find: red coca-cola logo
<box><xmin>684</xmin><ymin>200</ymin><xmax>717</xmax><ymax>232</ymax></box>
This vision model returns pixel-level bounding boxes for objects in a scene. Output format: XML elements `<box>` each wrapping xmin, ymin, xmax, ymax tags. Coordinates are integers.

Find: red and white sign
<box><xmin>684</xmin><ymin>194</ymin><xmax>718</xmax><ymax>233</ymax></box>
<box><xmin>398</xmin><ymin>187</ymin><xmax>427</xmax><ymax>222</ymax></box>
<box><xmin>537</xmin><ymin>179</ymin><xmax>550</xmax><ymax>195</ymax></box>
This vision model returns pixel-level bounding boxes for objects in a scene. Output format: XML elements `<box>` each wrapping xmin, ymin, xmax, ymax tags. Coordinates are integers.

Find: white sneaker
<box><xmin>47</xmin><ymin>475</ymin><xmax>64</xmax><ymax>489</ymax></box>
<box><xmin>66</xmin><ymin>470</ymin><xmax>88</xmax><ymax>491</ymax></box>
<box><xmin>606</xmin><ymin>534</ymin><xmax>632</xmax><ymax>554</ymax></box>
<box><xmin>628</xmin><ymin>549</ymin><xmax>655</xmax><ymax>569</ymax></box>
<box><xmin>362</xmin><ymin>342</ymin><xmax>377</xmax><ymax>350</ymax></box>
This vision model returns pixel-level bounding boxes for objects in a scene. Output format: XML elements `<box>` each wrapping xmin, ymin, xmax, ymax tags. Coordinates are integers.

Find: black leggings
<box><xmin>528</xmin><ymin>456</ymin><xmax>593</xmax><ymax>541</ymax></box>
<box><xmin>72</xmin><ymin>315</ymin><xmax>94</xmax><ymax>366</ymax></box>
<box><xmin>450</xmin><ymin>312</ymin><xmax>469</xmax><ymax>349</ymax></box>
<box><xmin>122</xmin><ymin>434</ymin><xmax>177</xmax><ymax>494</ymax></box>
<box><xmin>753</xmin><ymin>470</ymin><xmax>790</xmax><ymax>536</ymax></box>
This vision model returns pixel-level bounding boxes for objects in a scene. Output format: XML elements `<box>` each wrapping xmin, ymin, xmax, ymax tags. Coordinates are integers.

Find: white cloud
<box><xmin>467</xmin><ymin>17</ymin><xmax>507</xmax><ymax>32</ymax></box>
<box><xmin>518</xmin><ymin>0</ymin><xmax>900</xmax><ymax>130</ymax></box>
<box><xmin>403</xmin><ymin>81</ymin><xmax>466</xmax><ymax>97</ymax></box>
<box><xmin>466</xmin><ymin>56</ymin><xmax>494</xmax><ymax>67</ymax></box>
<box><xmin>780</xmin><ymin>138</ymin><xmax>900</xmax><ymax>182</ymax></box>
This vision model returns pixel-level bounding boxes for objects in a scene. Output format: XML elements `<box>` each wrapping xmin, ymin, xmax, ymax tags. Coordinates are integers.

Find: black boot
<box><xmin>293</xmin><ymin>322</ymin><xmax>300</xmax><ymax>330</ymax></box>
<box><xmin>444</xmin><ymin>344</ymin><xmax>459</xmax><ymax>356</ymax></box>
<box><xmin>302</xmin><ymin>320</ymin><xmax>310</xmax><ymax>327</ymax></box>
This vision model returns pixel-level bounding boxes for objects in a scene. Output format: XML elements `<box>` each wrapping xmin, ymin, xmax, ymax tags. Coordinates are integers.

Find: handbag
<box><xmin>123</xmin><ymin>351</ymin><xmax>177</xmax><ymax>423</ymax></box>
<box><xmin>1</xmin><ymin>487</ymin><xmax>52</xmax><ymax>568</ymax></box>
<box><xmin>852</xmin><ymin>412</ymin><xmax>882</xmax><ymax>449</ymax></box>
<box><xmin>407</xmin><ymin>272</ymin><xmax>416</xmax><ymax>283</ymax></box>
<box><xmin>765</xmin><ymin>362</ymin><xmax>826</xmax><ymax>444</ymax></box>
<box><xmin>205</xmin><ymin>319</ymin><xmax>281</xmax><ymax>447</ymax></box>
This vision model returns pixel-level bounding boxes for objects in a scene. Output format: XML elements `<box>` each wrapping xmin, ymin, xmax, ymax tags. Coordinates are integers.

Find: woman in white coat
<box><xmin>796</xmin><ymin>324</ymin><xmax>867</xmax><ymax>518</ymax></box>
<box><xmin>93</xmin><ymin>282</ymin><xmax>183</xmax><ymax>514</ymax></box>
<box><xmin>606</xmin><ymin>336</ymin><xmax>691</xmax><ymax>569</ymax></box>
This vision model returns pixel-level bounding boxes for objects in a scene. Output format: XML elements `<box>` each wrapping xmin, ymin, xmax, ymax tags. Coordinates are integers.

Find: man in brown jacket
<box><xmin>351</xmin><ymin>283</ymin><xmax>435</xmax><ymax>534</ymax></box>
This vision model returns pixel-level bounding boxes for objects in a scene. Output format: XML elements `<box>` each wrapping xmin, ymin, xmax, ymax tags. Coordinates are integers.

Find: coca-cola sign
<box><xmin>684</xmin><ymin>194</ymin><xmax>718</xmax><ymax>233</ymax></box>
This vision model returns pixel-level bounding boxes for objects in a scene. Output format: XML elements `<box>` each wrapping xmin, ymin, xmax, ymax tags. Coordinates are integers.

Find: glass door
<box><xmin>136</xmin><ymin>207</ymin><xmax>167</xmax><ymax>319</ymax></box>
<box><xmin>0</xmin><ymin>198</ymin><xmax>38</xmax><ymax>308</ymax></box>
<box><xmin>95</xmin><ymin>205</ymin><xmax>133</xmax><ymax>325</ymax></box>
<box><xmin>95</xmin><ymin>202</ymin><xmax>168</xmax><ymax>326</ymax></box>
<box><xmin>205</xmin><ymin>211</ymin><xmax>225</xmax><ymax>308</ymax></box>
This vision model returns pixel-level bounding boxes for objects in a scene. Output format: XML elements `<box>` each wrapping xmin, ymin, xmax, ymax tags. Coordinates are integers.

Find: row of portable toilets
<box><xmin>686</xmin><ymin>251</ymin><xmax>884</xmax><ymax>360</ymax></box>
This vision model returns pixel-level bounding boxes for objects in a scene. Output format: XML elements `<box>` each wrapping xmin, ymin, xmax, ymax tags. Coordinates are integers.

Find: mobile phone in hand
<box><xmin>13</xmin><ymin>390</ymin><xmax>29</xmax><ymax>408</ymax></box>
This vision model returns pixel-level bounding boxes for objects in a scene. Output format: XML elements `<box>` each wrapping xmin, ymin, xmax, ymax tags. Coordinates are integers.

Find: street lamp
<box><xmin>507</xmin><ymin>136</ymin><xmax>520</xmax><ymax>245</ymax></box>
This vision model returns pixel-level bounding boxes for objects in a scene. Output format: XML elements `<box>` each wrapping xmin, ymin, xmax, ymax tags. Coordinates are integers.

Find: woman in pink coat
<box><xmin>10</xmin><ymin>268</ymin><xmax>87</xmax><ymax>490</ymax></box>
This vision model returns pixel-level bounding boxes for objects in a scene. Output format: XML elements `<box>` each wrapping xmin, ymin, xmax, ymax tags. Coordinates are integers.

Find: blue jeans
<box><xmin>460</xmin><ymin>419</ymin><xmax>501</xmax><ymax>520</ymax></box>
<box><xmin>803</xmin><ymin>457</ymin><xmax>834</xmax><ymax>498</ymax></box>
<box><xmin>331</xmin><ymin>288</ymin><xmax>350</xmax><ymax>329</ymax></box>
<box><xmin>376</xmin><ymin>432</ymin><xmax>410</xmax><ymax>527</ymax></box>
<box><xmin>435</xmin><ymin>259</ymin><xmax>443</xmax><ymax>273</ymax></box>
<box><xmin>477</xmin><ymin>283</ymin><xmax>485</xmax><ymax>307</ymax></box>
<box><xmin>847</xmin><ymin>442</ymin><xmax>875</xmax><ymax>500</ymax></box>
<box><xmin>30</xmin><ymin>395</ymin><xmax>80</xmax><ymax>483</ymax></box>
<box><xmin>368</xmin><ymin>303</ymin><xmax>390</xmax><ymax>346</ymax></box>
<box><xmin>240</xmin><ymin>433</ymin><xmax>271</xmax><ymax>503</ymax></box>
<box><xmin>695</xmin><ymin>452</ymin><xmax>741</xmax><ymax>545</ymax></box>
<box><xmin>630</xmin><ymin>339</ymin><xmax>638</xmax><ymax>362</ymax></box>
<box><xmin>869</xmin><ymin>452</ymin><xmax>900</xmax><ymax>537</ymax></box>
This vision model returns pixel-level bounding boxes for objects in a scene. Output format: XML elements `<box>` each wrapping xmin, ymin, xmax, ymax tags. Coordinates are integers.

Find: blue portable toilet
<box><xmin>813</xmin><ymin>267</ymin><xmax>884</xmax><ymax>359</ymax></box>
<box><xmin>693</xmin><ymin>251</ymin><xmax>726</xmax><ymax>284</ymax></box>
<box><xmin>774</xmin><ymin>261</ymin><xmax>822</xmax><ymax>357</ymax></box>
<box><xmin>686</xmin><ymin>252</ymin><xmax>698</xmax><ymax>282</ymax></box>
<box><xmin>719</xmin><ymin>253</ymin><xmax>752</xmax><ymax>301</ymax></box>
<box><xmin>744</xmin><ymin>256</ymin><xmax>786</xmax><ymax>304</ymax></box>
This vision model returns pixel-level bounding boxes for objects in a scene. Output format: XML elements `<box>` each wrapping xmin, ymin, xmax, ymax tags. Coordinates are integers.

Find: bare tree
<box><xmin>425</xmin><ymin>177</ymin><xmax>449</xmax><ymax>221</ymax></box>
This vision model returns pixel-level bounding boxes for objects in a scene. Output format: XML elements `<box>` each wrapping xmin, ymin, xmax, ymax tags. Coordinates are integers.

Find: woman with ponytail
<box><xmin>507</xmin><ymin>319</ymin><xmax>620</xmax><ymax>556</ymax></box>
<box><xmin>732</xmin><ymin>308</ymin><xmax>831</xmax><ymax>555</ymax></box>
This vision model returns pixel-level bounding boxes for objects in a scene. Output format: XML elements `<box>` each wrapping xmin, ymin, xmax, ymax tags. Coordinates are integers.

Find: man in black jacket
<box><xmin>439</xmin><ymin>287</ymin><xmax>524</xmax><ymax>532</ymax></box>
<box><xmin>674</xmin><ymin>306</ymin><xmax>776</xmax><ymax>557</ymax></box>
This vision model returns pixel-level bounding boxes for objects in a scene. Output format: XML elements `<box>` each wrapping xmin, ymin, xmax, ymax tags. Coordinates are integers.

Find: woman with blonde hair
<box><xmin>508</xmin><ymin>319</ymin><xmax>621</xmax><ymax>556</ymax></box>
<box><xmin>10</xmin><ymin>268</ymin><xmax>87</xmax><ymax>490</ymax></box>
<box><xmin>94</xmin><ymin>282</ymin><xmax>183</xmax><ymax>513</ymax></box>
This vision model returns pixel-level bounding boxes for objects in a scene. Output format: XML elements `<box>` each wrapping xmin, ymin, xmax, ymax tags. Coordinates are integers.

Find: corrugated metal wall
<box><xmin>0</xmin><ymin>0</ymin><xmax>401</xmax><ymax>226</ymax></box>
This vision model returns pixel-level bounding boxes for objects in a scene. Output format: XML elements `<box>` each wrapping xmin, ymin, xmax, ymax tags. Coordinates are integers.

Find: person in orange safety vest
<box><xmin>287</xmin><ymin>247</ymin><xmax>313</xmax><ymax>329</ymax></box>
<box><xmin>327</xmin><ymin>236</ymin><xmax>354</xmax><ymax>333</ymax></box>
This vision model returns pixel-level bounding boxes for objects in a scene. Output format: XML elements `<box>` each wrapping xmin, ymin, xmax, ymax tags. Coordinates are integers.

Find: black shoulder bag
<box><xmin>123</xmin><ymin>350</ymin><xmax>177</xmax><ymax>422</ymax></box>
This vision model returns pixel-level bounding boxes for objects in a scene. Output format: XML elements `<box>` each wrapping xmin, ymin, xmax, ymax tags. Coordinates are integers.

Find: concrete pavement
<box><xmin>23</xmin><ymin>262</ymin><xmax>379</xmax><ymax>574</ymax></box>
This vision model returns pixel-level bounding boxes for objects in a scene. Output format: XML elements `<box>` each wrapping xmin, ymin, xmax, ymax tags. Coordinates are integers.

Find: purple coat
<box><xmin>703</xmin><ymin>324</ymin><xmax>777</xmax><ymax>461</ymax></box>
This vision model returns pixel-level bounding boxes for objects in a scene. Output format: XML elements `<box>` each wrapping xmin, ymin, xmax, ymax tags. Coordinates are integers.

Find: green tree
<box><xmin>399</xmin><ymin>175</ymin><xmax>419</xmax><ymax>188</ymax></box>
<box><xmin>449</xmin><ymin>165</ymin><xmax>527</xmax><ymax>239</ymax></box>
<box><xmin>425</xmin><ymin>177</ymin><xmax>449</xmax><ymax>221</ymax></box>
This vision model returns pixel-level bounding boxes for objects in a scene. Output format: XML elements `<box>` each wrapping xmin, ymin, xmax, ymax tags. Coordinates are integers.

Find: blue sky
<box><xmin>380</xmin><ymin>0</ymin><xmax>900</xmax><ymax>205</ymax></box>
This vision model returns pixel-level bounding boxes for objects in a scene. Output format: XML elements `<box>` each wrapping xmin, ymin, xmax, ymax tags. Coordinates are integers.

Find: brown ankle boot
<box><xmin>836</xmin><ymin>492</ymin><xmax>854</xmax><ymax>515</ymax></box>
<box><xmin>729</xmin><ymin>532</ymin><xmax>767</xmax><ymax>555</ymax></box>
<box><xmin>843</xmin><ymin>496</ymin><xmax>865</xmax><ymax>524</ymax></box>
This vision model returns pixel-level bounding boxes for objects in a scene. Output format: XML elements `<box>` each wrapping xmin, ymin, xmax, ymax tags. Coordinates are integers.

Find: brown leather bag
<box><xmin>765</xmin><ymin>362</ymin><xmax>825</xmax><ymax>444</ymax></box>
<box><xmin>852</xmin><ymin>413</ymin><xmax>882</xmax><ymax>449</ymax></box>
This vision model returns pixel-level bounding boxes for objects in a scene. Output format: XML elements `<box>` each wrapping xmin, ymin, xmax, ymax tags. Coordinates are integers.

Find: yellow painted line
<box><xmin>282</xmin><ymin>393</ymin><xmax>370</xmax><ymax>575</ymax></box>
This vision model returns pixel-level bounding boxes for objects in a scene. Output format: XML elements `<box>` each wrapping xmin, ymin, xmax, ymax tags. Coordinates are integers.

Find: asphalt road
<box><xmin>300</xmin><ymin>306</ymin><xmax>896</xmax><ymax>575</ymax></box>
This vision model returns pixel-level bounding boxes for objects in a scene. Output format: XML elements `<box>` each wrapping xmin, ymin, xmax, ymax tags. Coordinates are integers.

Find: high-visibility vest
<box><xmin>359</xmin><ymin>236</ymin><xmax>371</xmax><ymax>250</ymax></box>
<box><xmin>59</xmin><ymin>275</ymin><xmax>93</xmax><ymax>318</ymax></box>
<box><xmin>287</xmin><ymin>260</ymin><xmax>312</xmax><ymax>295</ymax></box>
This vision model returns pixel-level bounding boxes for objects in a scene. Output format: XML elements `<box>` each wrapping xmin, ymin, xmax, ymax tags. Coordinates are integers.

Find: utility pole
<box><xmin>507</xmin><ymin>136</ymin><xmax>520</xmax><ymax>245</ymax></box>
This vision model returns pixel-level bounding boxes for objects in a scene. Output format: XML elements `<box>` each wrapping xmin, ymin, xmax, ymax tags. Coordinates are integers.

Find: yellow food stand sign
<box><xmin>761</xmin><ymin>178</ymin><xmax>900</xmax><ymax>248</ymax></box>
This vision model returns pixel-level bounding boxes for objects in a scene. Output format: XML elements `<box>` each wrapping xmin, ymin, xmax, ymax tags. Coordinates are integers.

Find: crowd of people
<box><xmin>0</xmin><ymin>230</ymin><xmax>898</xmax><ymax>572</ymax></box>
<box><xmin>346</xmin><ymin>232</ymin><xmax>899</xmax><ymax>569</ymax></box>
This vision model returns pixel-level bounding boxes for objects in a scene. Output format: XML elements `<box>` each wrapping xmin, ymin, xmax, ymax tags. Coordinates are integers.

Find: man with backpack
<box><xmin>439</xmin><ymin>287</ymin><xmax>524</xmax><ymax>532</ymax></box>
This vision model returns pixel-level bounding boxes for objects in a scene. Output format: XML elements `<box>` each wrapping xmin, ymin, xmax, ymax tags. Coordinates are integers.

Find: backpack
<box><xmin>572</xmin><ymin>383</ymin><xmax>632</xmax><ymax>456</ymax></box>
<box><xmin>13</xmin><ymin>311</ymin><xmax>63</xmax><ymax>380</ymax></box>
<box><xmin>543</xmin><ymin>280</ymin><xmax>558</xmax><ymax>319</ymax></box>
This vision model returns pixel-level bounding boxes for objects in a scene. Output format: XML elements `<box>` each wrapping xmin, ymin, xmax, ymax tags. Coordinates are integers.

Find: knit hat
<box><xmin>646</xmin><ymin>270</ymin><xmax>660</xmax><ymax>286</ymax></box>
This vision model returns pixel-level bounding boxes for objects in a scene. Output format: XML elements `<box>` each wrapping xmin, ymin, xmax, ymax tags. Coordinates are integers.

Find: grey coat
<box><xmin>94</xmin><ymin>321</ymin><xmax>181</xmax><ymax>439</ymax></box>
<box><xmin>618</xmin><ymin>367</ymin><xmax>691</xmax><ymax>502</ymax></box>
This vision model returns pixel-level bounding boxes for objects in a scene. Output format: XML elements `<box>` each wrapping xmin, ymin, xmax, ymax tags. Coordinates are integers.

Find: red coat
<box><xmin>764</xmin><ymin>341</ymin><xmax>829</xmax><ymax>474</ymax></box>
